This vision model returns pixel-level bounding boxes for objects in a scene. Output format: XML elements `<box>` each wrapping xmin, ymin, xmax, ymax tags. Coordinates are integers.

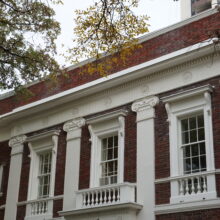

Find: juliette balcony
<box><xmin>75</xmin><ymin>182</ymin><xmax>136</xmax><ymax>209</ymax></box>
<box><xmin>170</xmin><ymin>171</ymin><xmax>217</xmax><ymax>203</ymax></box>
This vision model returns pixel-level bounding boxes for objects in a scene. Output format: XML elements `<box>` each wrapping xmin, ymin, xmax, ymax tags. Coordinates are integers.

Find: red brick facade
<box><xmin>0</xmin><ymin>11</ymin><xmax>219</xmax><ymax>116</ymax></box>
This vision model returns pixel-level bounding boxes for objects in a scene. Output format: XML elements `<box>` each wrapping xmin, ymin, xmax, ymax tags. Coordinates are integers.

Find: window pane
<box><xmin>200</xmin><ymin>156</ymin><xmax>207</xmax><ymax>170</ymax></box>
<box><xmin>182</xmin><ymin>132</ymin><xmax>189</xmax><ymax>144</ymax></box>
<box><xmin>198</xmin><ymin>128</ymin><xmax>205</xmax><ymax>141</ymax></box>
<box><xmin>200</xmin><ymin>142</ymin><xmax>206</xmax><ymax>155</ymax></box>
<box><xmin>183</xmin><ymin>146</ymin><xmax>191</xmax><ymax>158</ymax></box>
<box><xmin>184</xmin><ymin>158</ymin><xmax>191</xmax><ymax>174</ymax></box>
<box><xmin>190</xmin><ymin>130</ymin><xmax>197</xmax><ymax>142</ymax></box>
<box><xmin>191</xmin><ymin>144</ymin><xmax>199</xmax><ymax>157</ymax></box>
<box><xmin>114</xmin><ymin>136</ymin><xmax>118</xmax><ymax>147</ymax></box>
<box><xmin>197</xmin><ymin>115</ymin><xmax>204</xmax><ymax>128</ymax></box>
<box><xmin>181</xmin><ymin>119</ymin><xmax>188</xmax><ymax>131</ymax></box>
<box><xmin>108</xmin><ymin>137</ymin><xmax>113</xmax><ymax>148</ymax></box>
<box><xmin>192</xmin><ymin>157</ymin><xmax>199</xmax><ymax>172</ymax></box>
<box><xmin>189</xmin><ymin>117</ymin><xmax>196</xmax><ymax>129</ymax></box>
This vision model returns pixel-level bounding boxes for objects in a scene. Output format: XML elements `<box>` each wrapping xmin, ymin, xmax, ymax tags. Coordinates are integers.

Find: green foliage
<box><xmin>0</xmin><ymin>0</ymin><xmax>61</xmax><ymax>90</ymax></box>
<box><xmin>67</xmin><ymin>0</ymin><xmax>150</xmax><ymax>76</ymax></box>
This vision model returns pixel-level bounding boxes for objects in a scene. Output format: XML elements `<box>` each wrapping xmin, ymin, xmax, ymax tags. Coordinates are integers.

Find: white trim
<box><xmin>162</xmin><ymin>85</ymin><xmax>217</xmax><ymax>204</ymax></box>
<box><xmin>155</xmin><ymin>198</ymin><xmax>220</xmax><ymax>215</ymax></box>
<box><xmin>0</xmin><ymin>39</ymin><xmax>217</xmax><ymax>123</ymax></box>
<box><xmin>155</xmin><ymin>169</ymin><xmax>220</xmax><ymax>184</ymax></box>
<box><xmin>26</xmin><ymin>130</ymin><xmax>60</xmax><ymax>219</ymax></box>
<box><xmin>88</xmin><ymin>110</ymin><xmax>126</xmax><ymax>188</ymax></box>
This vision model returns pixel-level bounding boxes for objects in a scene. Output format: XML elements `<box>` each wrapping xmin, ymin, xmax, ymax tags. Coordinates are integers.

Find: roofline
<box><xmin>0</xmin><ymin>7</ymin><xmax>218</xmax><ymax>100</ymax></box>
<box><xmin>0</xmin><ymin>38</ymin><xmax>217</xmax><ymax>123</ymax></box>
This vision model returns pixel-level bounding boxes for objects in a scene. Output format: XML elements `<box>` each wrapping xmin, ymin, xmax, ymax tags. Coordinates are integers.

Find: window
<box><xmin>191</xmin><ymin>0</ymin><xmax>212</xmax><ymax>16</ymax></box>
<box><xmin>181</xmin><ymin>114</ymin><xmax>206</xmax><ymax>174</ymax></box>
<box><xmin>0</xmin><ymin>165</ymin><xmax>3</xmax><ymax>196</ymax></box>
<box><xmin>162</xmin><ymin>85</ymin><xmax>217</xmax><ymax>203</ymax></box>
<box><xmin>38</xmin><ymin>152</ymin><xmax>52</xmax><ymax>198</ymax></box>
<box><xmin>25</xmin><ymin>130</ymin><xmax>60</xmax><ymax>219</ymax></box>
<box><xmin>100</xmin><ymin>135</ymin><xmax>118</xmax><ymax>186</ymax></box>
<box><xmin>88</xmin><ymin>109</ymin><xmax>127</xmax><ymax>188</ymax></box>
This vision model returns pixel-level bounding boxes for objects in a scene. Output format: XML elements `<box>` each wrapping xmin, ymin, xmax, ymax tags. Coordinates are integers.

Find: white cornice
<box><xmin>161</xmin><ymin>84</ymin><xmax>214</xmax><ymax>103</ymax></box>
<box><xmin>0</xmin><ymin>39</ymin><xmax>217</xmax><ymax>126</ymax></box>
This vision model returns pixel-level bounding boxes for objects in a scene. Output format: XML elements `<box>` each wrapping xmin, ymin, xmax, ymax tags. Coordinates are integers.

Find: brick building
<box><xmin>0</xmin><ymin>1</ymin><xmax>220</xmax><ymax>220</ymax></box>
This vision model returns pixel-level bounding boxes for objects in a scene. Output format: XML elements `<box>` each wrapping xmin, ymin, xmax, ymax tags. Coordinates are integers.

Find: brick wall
<box><xmin>156</xmin><ymin>209</ymin><xmax>220</xmax><ymax>220</ymax></box>
<box><xmin>155</xmin><ymin>76</ymin><xmax>220</xmax><ymax>205</ymax></box>
<box><xmin>0</xmin><ymin>11</ymin><xmax>219</xmax><ymax>115</ymax></box>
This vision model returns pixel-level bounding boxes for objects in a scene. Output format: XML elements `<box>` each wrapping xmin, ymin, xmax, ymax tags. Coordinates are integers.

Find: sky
<box><xmin>53</xmin><ymin>0</ymin><xmax>181</xmax><ymax>66</ymax></box>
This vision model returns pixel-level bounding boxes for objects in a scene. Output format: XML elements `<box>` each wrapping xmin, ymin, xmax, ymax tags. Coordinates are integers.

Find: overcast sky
<box><xmin>53</xmin><ymin>0</ymin><xmax>181</xmax><ymax>66</ymax></box>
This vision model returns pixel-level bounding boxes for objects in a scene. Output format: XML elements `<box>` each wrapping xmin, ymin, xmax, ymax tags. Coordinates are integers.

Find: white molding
<box><xmin>155</xmin><ymin>198</ymin><xmax>220</xmax><ymax>215</ymax></box>
<box><xmin>63</xmin><ymin>118</ymin><xmax>85</xmax><ymax>133</ymax></box>
<box><xmin>162</xmin><ymin>84</ymin><xmax>216</xmax><ymax>204</ymax></box>
<box><xmin>0</xmin><ymin>165</ymin><xmax>3</xmax><ymax>195</ymax></box>
<box><xmin>26</xmin><ymin>130</ymin><xmax>60</xmax><ymax>218</ymax></box>
<box><xmin>88</xmin><ymin>110</ymin><xmax>126</xmax><ymax>188</ymax></box>
<box><xmin>0</xmin><ymin>39</ymin><xmax>217</xmax><ymax>125</ymax></box>
<box><xmin>59</xmin><ymin>202</ymin><xmax>143</xmax><ymax>217</ymax></box>
<box><xmin>161</xmin><ymin>84</ymin><xmax>213</xmax><ymax>103</ymax></box>
<box><xmin>155</xmin><ymin>169</ymin><xmax>220</xmax><ymax>184</ymax></box>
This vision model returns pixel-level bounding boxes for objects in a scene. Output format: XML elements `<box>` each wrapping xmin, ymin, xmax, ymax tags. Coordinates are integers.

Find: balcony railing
<box><xmin>25</xmin><ymin>197</ymin><xmax>53</xmax><ymax>220</ymax></box>
<box><xmin>30</xmin><ymin>200</ymin><xmax>48</xmax><ymax>215</ymax></box>
<box><xmin>76</xmin><ymin>182</ymin><xmax>136</xmax><ymax>209</ymax></box>
<box><xmin>170</xmin><ymin>171</ymin><xmax>217</xmax><ymax>203</ymax></box>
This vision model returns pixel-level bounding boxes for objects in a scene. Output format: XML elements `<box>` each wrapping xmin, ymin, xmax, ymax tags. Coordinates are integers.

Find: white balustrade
<box><xmin>76</xmin><ymin>183</ymin><xmax>136</xmax><ymax>209</ymax></box>
<box><xmin>170</xmin><ymin>172</ymin><xmax>217</xmax><ymax>203</ymax></box>
<box><xmin>178</xmin><ymin>174</ymin><xmax>207</xmax><ymax>196</ymax></box>
<box><xmin>30</xmin><ymin>200</ymin><xmax>48</xmax><ymax>215</ymax></box>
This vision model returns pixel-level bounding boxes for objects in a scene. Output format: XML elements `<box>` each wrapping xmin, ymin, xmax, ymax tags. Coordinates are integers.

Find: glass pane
<box><xmin>183</xmin><ymin>146</ymin><xmax>191</xmax><ymax>158</ymax></box>
<box><xmin>189</xmin><ymin>117</ymin><xmax>196</xmax><ymax>129</ymax></box>
<box><xmin>200</xmin><ymin>142</ymin><xmax>206</xmax><ymax>155</ymax></box>
<box><xmin>101</xmin><ymin>149</ymin><xmax>107</xmax><ymax>161</ymax></box>
<box><xmin>108</xmin><ymin>137</ymin><xmax>113</xmax><ymax>148</ymax></box>
<box><xmin>191</xmin><ymin>144</ymin><xmax>199</xmax><ymax>157</ymax></box>
<box><xmin>192</xmin><ymin>157</ymin><xmax>199</xmax><ymax>172</ymax></box>
<box><xmin>184</xmin><ymin>158</ymin><xmax>191</xmax><ymax>173</ymax></box>
<box><xmin>182</xmin><ymin>132</ymin><xmax>189</xmax><ymax>144</ymax></box>
<box><xmin>113</xmin><ymin>146</ymin><xmax>118</xmax><ymax>159</ymax></box>
<box><xmin>198</xmin><ymin>115</ymin><xmax>204</xmax><ymax>128</ymax></box>
<box><xmin>114</xmin><ymin>136</ymin><xmax>118</xmax><ymax>147</ymax></box>
<box><xmin>198</xmin><ymin>128</ymin><xmax>205</xmax><ymax>141</ymax></box>
<box><xmin>107</xmin><ymin>148</ymin><xmax>113</xmax><ymax>160</ymax></box>
<box><xmin>190</xmin><ymin>130</ymin><xmax>197</xmax><ymax>143</ymax></box>
<box><xmin>200</xmin><ymin>156</ymin><xmax>207</xmax><ymax>170</ymax></box>
<box><xmin>181</xmin><ymin>119</ymin><xmax>188</xmax><ymax>131</ymax></box>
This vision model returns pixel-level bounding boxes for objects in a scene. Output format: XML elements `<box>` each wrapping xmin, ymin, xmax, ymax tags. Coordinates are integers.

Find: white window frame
<box><xmin>87</xmin><ymin>110</ymin><xmax>127</xmax><ymax>188</ymax></box>
<box><xmin>0</xmin><ymin>164</ymin><xmax>3</xmax><ymax>196</ymax></box>
<box><xmin>25</xmin><ymin>130</ymin><xmax>60</xmax><ymax>220</ymax></box>
<box><xmin>162</xmin><ymin>85</ymin><xmax>217</xmax><ymax>203</ymax></box>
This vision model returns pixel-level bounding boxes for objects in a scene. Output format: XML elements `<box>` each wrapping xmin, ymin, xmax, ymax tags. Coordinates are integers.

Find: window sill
<box><xmin>155</xmin><ymin>198</ymin><xmax>220</xmax><ymax>215</ymax></box>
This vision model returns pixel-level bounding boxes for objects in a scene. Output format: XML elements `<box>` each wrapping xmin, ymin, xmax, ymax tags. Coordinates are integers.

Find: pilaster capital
<box><xmin>63</xmin><ymin>118</ymin><xmax>85</xmax><ymax>133</ymax></box>
<box><xmin>132</xmin><ymin>96</ymin><xmax>159</xmax><ymax>113</ymax></box>
<box><xmin>9</xmin><ymin>135</ymin><xmax>27</xmax><ymax>156</ymax></box>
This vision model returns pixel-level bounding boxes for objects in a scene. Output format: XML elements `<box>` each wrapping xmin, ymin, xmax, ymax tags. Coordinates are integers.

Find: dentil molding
<box><xmin>132</xmin><ymin>96</ymin><xmax>159</xmax><ymax>113</ymax></box>
<box><xmin>63</xmin><ymin>118</ymin><xmax>85</xmax><ymax>132</ymax></box>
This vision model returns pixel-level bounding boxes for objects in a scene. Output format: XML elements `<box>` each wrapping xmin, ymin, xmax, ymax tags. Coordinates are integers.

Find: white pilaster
<box><xmin>4</xmin><ymin>135</ymin><xmax>27</xmax><ymax>220</ymax></box>
<box><xmin>63</xmin><ymin>118</ymin><xmax>85</xmax><ymax>211</ymax></box>
<box><xmin>132</xmin><ymin>96</ymin><xmax>159</xmax><ymax>220</ymax></box>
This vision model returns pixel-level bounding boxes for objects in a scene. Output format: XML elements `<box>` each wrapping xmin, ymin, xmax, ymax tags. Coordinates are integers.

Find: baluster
<box><xmin>185</xmin><ymin>178</ymin><xmax>189</xmax><ymax>195</ymax></box>
<box><xmin>191</xmin><ymin>178</ymin><xmax>195</xmax><ymax>194</ymax></box>
<box><xmin>91</xmin><ymin>191</ymin><xmax>94</xmax><ymax>206</ymax></box>
<box><xmin>179</xmin><ymin>180</ymin><xmax>184</xmax><ymax>195</ymax></box>
<box><xmin>83</xmin><ymin>193</ymin><xmax>86</xmax><ymax>207</ymax></box>
<box><xmin>40</xmin><ymin>202</ymin><xmax>43</xmax><ymax>214</ymax></box>
<box><xmin>203</xmin><ymin>176</ymin><xmax>207</xmax><ymax>192</ymax></box>
<box><xmin>96</xmin><ymin>191</ymin><xmax>98</xmax><ymax>205</ymax></box>
<box><xmin>197</xmin><ymin>176</ymin><xmax>201</xmax><ymax>193</ymax></box>
<box><xmin>112</xmin><ymin>188</ymin><xmax>116</xmax><ymax>203</ymax></box>
<box><xmin>109</xmin><ymin>188</ymin><xmax>111</xmax><ymax>203</ymax></box>
<box><xmin>118</xmin><ymin>187</ymin><xmax>120</xmax><ymax>202</ymax></box>
<box><xmin>104</xmin><ymin>189</ymin><xmax>107</xmax><ymax>204</ymax></box>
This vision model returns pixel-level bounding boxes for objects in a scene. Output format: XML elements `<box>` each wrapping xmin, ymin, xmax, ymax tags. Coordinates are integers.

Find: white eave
<box><xmin>0</xmin><ymin>39</ymin><xmax>217</xmax><ymax>125</ymax></box>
